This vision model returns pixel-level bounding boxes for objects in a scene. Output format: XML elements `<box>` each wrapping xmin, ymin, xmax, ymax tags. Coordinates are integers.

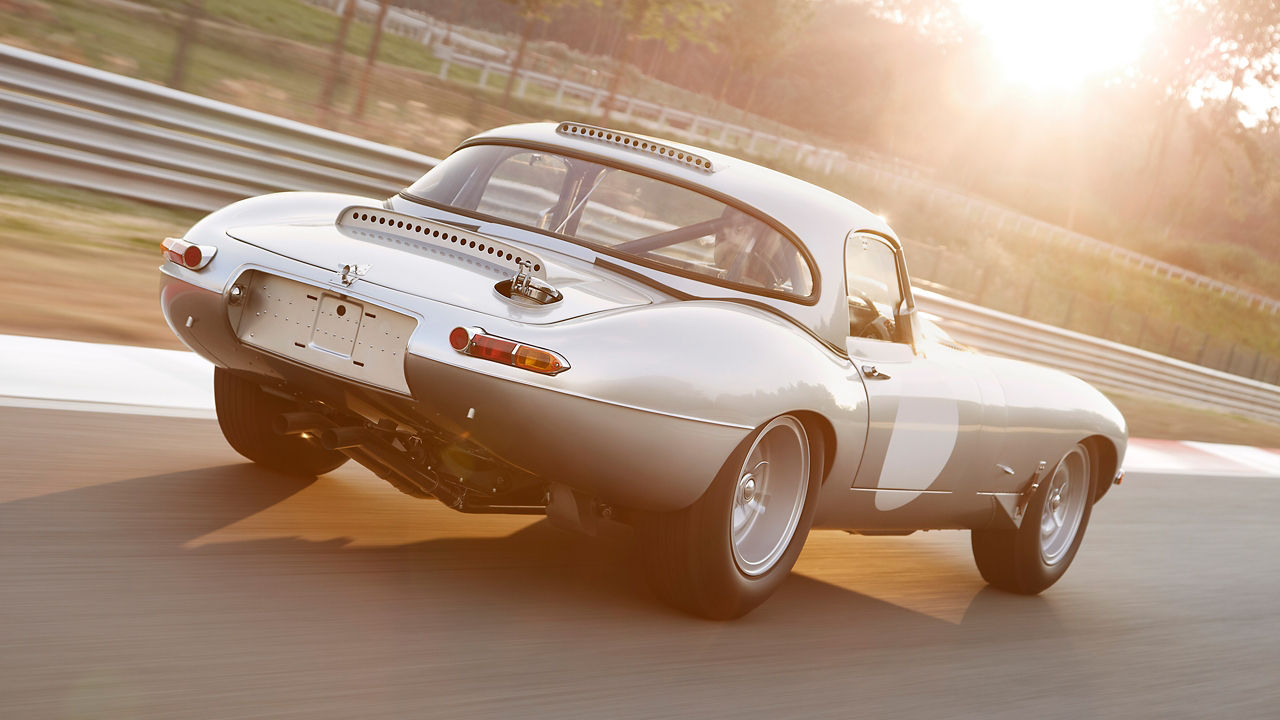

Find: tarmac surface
<box><xmin>2</xmin><ymin>405</ymin><xmax>1277</xmax><ymax>719</ymax></box>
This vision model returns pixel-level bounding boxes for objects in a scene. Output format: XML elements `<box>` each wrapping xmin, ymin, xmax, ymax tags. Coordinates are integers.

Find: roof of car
<box><xmin>459</xmin><ymin>122</ymin><xmax>896</xmax><ymax>249</ymax></box>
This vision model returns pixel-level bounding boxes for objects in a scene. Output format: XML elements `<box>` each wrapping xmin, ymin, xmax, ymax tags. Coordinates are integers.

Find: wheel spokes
<box><xmin>727</xmin><ymin>417</ymin><xmax>810</xmax><ymax>576</ymax></box>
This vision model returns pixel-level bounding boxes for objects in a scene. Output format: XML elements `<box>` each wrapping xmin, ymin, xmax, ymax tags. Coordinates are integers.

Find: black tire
<box><xmin>640</xmin><ymin>415</ymin><xmax>821</xmax><ymax>620</ymax></box>
<box><xmin>971</xmin><ymin>443</ymin><xmax>1094</xmax><ymax>594</ymax></box>
<box><xmin>213</xmin><ymin>367</ymin><xmax>348</xmax><ymax>477</ymax></box>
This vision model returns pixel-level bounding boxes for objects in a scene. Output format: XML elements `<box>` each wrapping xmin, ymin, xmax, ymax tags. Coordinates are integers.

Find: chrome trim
<box><xmin>498</xmin><ymin>260</ymin><xmax>562</xmax><ymax>305</ymax></box>
<box><xmin>335</xmin><ymin>263</ymin><xmax>369</xmax><ymax>287</ymax></box>
<box><xmin>556</xmin><ymin>122</ymin><xmax>716</xmax><ymax>173</ymax></box>
<box><xmin>847</xmin><ymin>488</ymin><xmax>951</xmax><ymax>495</ymax></box>
<box><xmin>162</xmin><ymin>236</ymin><xmax>217</xmax><ymax>270</ymax></box>
<box><xmin>450</xmin><ymin>326</ymin><xmax>572</xmax><ymax>377</ymax></box>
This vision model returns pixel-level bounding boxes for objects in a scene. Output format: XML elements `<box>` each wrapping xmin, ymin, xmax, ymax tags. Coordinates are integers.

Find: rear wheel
<box><xmin>641</xmin><ymin>415</ymin><xmax>820</xmax><ymax>620</ymax></box>
<box><xmin>213</xmin><ymin>367</ymin><xmax>348</xmax><ymax>477</ymax></box>
<box><xmin>971</xmin><ymin>443</ymin><xmax>1094</xmax><ymax>594</ymax></box>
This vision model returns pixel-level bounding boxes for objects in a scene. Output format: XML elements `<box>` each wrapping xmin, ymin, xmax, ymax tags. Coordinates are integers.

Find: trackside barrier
<box><xmin>2</xmin><ymin>44</ymin><xmax>1278</xmax><ymax>422</ymax></box>
<box><xmin>915</xmin><ymin>290</ymin><xmax>1280</xmax><ymax>424</ymax></box>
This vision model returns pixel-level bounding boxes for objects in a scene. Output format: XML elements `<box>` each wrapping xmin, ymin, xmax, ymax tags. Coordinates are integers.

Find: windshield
<box><xmin>402</xmin><ymin>144</ymin><xmax>815</xmax><ymax>299</ymax></box>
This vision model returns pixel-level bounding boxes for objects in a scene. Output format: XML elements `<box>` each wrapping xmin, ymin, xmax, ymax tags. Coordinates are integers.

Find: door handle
<box><xmin>861</xmin><ymin>365</ymin><xmax>891</xmax><ymax>380</ymax></box>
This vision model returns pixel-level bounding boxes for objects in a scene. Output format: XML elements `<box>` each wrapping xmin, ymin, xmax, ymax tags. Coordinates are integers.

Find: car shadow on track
<box><xmin>3</xmin><ymin>462</ymin><xmax>1120</xmax><ymax>719</ymax></box>
<box><xmin>1</xmin><ymin>462</ymin><xmax>1070</xmax><ymax>642</ymax></box>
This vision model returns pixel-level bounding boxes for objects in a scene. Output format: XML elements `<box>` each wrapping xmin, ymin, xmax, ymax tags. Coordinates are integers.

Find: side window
<box><xmin>846</xmin><ymin>234</ymin><xmax>904</xmax><ymax>341</ymax></box>
<box><xmin>476</xmin><ymin>151</ymin><xmax>568</xmax><ymax>228</ymax></box>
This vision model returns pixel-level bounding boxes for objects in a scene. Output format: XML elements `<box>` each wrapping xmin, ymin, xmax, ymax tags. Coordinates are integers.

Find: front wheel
<box><xmin>213</xmin><ymin>367</ymin><xmax>348</xmax><ymax>477</ymax></box>
<box><xmin>971</xmin><ymin>443</ymin><xmax>1094</xmax><ymax>594</ymax></box>
<box><xmin>640</xmin><ymin>415</ymin><xmax>820</xmax><ymax>620</ymax></box>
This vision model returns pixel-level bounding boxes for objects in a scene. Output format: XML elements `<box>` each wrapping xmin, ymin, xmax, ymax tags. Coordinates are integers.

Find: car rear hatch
<box><xmin>226</xmin><ymin>205</ymin><xmax>654</xmax><ymax>325</ymax></box>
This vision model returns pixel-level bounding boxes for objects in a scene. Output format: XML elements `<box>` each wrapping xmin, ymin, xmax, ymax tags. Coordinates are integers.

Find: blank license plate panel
<box><xmin>233</xmin><ymin>271</ymin><xmax>416</xmax><ymax>394</ymax></box>
<box><xmin>312</xmin><ymin>295</ymin><xmax>363</xmax><ymax>356</ymax></box>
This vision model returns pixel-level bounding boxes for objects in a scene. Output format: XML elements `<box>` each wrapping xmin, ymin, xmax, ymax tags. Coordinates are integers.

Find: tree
<box><xmin>167</xmin><ymin>0</ymin><xmax>205</xmax><ymax>91</ymax></box>
<box><xmin>1131</xmin><ymin>0</ymin><xmax>1280</xmax><ymax>230</ymax></box>
<box><xmin>498</xmin><ymin>0</ymin><xmax>588</xmax><ymax>108</ymax></box>
<box><xmin>600</xmin><ymin>0</ymin><xmax>726</xmax><ymax>124</ymax></box>
<box><xmin>859</xmin><ymin>0</ymin><xmax>965</xmax><ymax>42</ymax></box>
<box><xmin>318</xmin><ymin>0</ymin><xmax>358</xmax><ymax>115</ymax></box>
<box><xmin>353</xmin><ymin>0</ymin><xmax>393</xmax><ymax>119</ymax></box>
<box><xmin>710</xmin><ymin>0</ymin><xmax>815</xmax><ymax>107</ymax></box>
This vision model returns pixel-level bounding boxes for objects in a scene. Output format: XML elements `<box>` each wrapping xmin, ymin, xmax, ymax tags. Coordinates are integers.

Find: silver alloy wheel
<box><xmin>1039</xmin><ymin>447</ymin><xmax>1089</xmax><ymax>566</ymax></box>
<box><xmin>730</xmin><ymin>416</ymin><xmax>810</xmax><ymax>577</ymax></box>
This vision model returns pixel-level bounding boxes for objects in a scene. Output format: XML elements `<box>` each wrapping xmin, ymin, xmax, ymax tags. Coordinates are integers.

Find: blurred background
<box><xmin>1</xmin><ymin>0</ymin><xmax>1278</xmax><ymax>385</ymax></box>
<box><xmin>3</xmin><ymin>7</ymin><xmax>1280</xmax><ymax>716</ymax></box>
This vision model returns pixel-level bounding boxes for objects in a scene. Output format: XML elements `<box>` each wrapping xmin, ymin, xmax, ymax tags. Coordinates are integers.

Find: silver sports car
<box><xmin>160</xmin><ymin>121</ymin><xmax>1126</xmax><ymax>619</ymax></box>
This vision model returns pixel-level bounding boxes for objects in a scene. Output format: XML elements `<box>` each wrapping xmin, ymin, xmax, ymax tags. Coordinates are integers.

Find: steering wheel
<box><xmin>849</xmin><ymin>290</ymin><xmax>894</xmax><ymax>341</ymax></box>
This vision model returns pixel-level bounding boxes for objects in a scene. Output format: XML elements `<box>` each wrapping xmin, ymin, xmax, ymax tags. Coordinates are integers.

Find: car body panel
<box><xmin>159</xmin><ymin>122</ymin><xmax>1126</xmax><ymax>531</ymax></box>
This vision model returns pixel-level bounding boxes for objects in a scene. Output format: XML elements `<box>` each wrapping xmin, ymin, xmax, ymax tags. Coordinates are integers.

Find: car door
<box><xmin>843</xmin><ymin>232</ymin><xmax>1001</xmax><ymax>527</ymax></box>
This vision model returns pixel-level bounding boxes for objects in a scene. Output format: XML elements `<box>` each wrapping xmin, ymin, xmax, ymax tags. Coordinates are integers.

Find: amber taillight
<box><xmin>450</xmin><ymin>327</ymin><xmax>569</xmax><ymax>376</ymax></box>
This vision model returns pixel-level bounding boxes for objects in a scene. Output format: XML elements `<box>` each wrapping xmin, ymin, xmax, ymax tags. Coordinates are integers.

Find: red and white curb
<box><xmin>1122</xmin><ymin>438</ymin><xmax>1280</xmax><ymax>477</ymax></box>
<box><xmin>1</xmin><ymin>334</ymin><xmax>1277</xmax><ymax>477</ymax></box>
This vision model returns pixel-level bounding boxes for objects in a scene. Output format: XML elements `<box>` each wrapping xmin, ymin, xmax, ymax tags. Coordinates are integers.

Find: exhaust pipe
<box><xmin>274</xmin><ymin>412</ymin><xmax>332</xmax><ymax>437</ymax></box>
<box><xmin>317</xmin><ymin>425</ymin><xmax>458</xmax><ymax>504</ymax></box>
<box><xmin>318</xmin><ymin>426</ymin><xmax>371</xmax><ymax>451</ymax></box>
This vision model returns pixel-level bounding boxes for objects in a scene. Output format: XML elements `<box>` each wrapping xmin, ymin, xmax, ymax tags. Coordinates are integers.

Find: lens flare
<box><xmin>959</xmin><ymin>0</ymin><xmax>1158</xmax><ymax>89</ymax></box>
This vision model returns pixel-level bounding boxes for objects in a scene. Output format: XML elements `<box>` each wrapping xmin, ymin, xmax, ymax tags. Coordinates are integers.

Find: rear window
<box><xmin>403</xmin><ymin>144</ymin><xmax>815</xmax><ymax>299</ymax></box>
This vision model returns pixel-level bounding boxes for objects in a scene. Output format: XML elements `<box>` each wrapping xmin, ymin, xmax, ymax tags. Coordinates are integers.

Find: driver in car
<box><xmin>713</xmin><ymin>208</ymin><xmax>794</xmax><ymax>291</ymax></box>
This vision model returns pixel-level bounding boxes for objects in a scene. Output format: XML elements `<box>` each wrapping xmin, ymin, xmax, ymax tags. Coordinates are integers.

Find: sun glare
<box><xmin>958</xmin><ymin>0</ymin><xmax>1158</xmax><ymax>89</ymax></box>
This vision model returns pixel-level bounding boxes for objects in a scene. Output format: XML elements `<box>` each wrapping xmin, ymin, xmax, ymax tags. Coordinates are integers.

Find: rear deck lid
<box><xmin>227</xmin><ymin>206</ymin><xmax>654</xmax><ymax>324</ymax></box>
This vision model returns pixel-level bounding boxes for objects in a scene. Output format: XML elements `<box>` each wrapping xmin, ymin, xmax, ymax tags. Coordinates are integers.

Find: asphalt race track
<box><xmin>2</xmin><ymin>405</ymin><xmax>1278</xmax><ymax>719</ymax></box>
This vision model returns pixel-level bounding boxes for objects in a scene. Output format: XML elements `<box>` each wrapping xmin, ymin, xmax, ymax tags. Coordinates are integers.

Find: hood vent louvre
<box><xmin>336</xmin><ymin>206</ymin><xmax>547</xmax><ymax>280</ymax></box>
<box><xmin>556</xmin><ymin>122</ymin><xmax>716</xmax><ymax>174</ymax></box>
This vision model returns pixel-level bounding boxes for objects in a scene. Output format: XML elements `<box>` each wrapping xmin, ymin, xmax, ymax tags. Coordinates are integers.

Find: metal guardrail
<box><xmin>916</xmin><ymin>291</ymin><xmax>1280</xmax><ymax>424</ymax></box>
<box><xmin>2</xmin><ymin>44</ymin><xmax>1278</xmax><ymax>424</ymax></box>
<box><xmin>0</xmin><ymin>44</ymin><xmax>435</xmax><ymax>211</ymax></box>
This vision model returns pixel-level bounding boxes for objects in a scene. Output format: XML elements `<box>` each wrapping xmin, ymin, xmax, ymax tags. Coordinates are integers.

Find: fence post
<box><xmin>438</xmin><ymin>58</ymin><xmax>451</xmax><ymax>80</ymax></box>
<box><xmin>1020</xmin><ymin>280</ymin><xmax>1035</xmax><ymax>318</ymax></box>
<box><xmin>1195</xmin><ymin>333</ymin><xmax>1210</xmax><ymax>365</ymax></box>
<box><xmin>477</xmin><ymin>62</ymin><xmax>491</xmax><ymax>88</ymax></box>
